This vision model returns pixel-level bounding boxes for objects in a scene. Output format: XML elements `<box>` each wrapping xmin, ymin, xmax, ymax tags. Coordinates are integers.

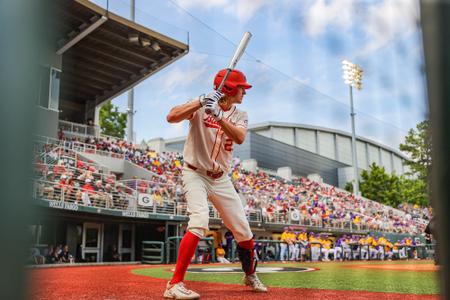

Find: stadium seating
<box><xmin>33</xmin><ymin>136</ymin><xmax>429</xmax><ymax>235</ymax></box>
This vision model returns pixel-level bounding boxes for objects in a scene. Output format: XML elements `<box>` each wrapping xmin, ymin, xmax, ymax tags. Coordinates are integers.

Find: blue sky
<box><xmin>93</xmin><ymin>0</ymin><xmax>427</xmax><ymax>150</ymax></box>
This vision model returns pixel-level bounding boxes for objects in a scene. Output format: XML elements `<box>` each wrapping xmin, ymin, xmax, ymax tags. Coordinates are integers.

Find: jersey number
<box><xmin>224</xmin><ymin>138</ymin><xmax>233</xmax><ymax>152</ymax></box>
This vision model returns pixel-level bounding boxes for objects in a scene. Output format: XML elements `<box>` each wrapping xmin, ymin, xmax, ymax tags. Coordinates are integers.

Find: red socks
<box><xmin>238</xmin><ymin>239</ymin><xmax>254</xmax><ymax>251</ymax></box>
<box><xmin>170</xmin><ymin>231</ymin><xmax>200</xmax><ymax>284</ymax></box>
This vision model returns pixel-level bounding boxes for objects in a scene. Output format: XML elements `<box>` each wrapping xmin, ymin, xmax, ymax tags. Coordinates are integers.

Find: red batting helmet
<box><xmin>213</xmin><ymin>69</ymin><xmax>252</xmax><ymax>96</ymax></box>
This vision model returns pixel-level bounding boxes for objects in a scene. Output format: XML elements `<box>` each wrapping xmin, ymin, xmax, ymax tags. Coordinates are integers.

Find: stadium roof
<box><xmin>164</xmin><ymin>121</ymin><xmax>409</xmax><ymax>160</ymax></box>
<box><xmin>56</xmin><ymin>0</ymin><xmax>188</xmax><ymax>109</ymax></box>
<box><xmin>248</xmin><ymin>121</ymin><xmax>410</xmax><ymax>160</ymax></box>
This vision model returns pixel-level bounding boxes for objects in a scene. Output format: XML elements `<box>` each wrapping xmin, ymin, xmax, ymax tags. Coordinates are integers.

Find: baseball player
<box><xmin>398</xmin><ymin>238</ymin><xmax>408</xmax><ymax>259</ymax></box>
<box><xmin>384</xmin><ymin>239</ymin><xmax>394</xmax><ymax>261</ymax></box>
<box><xmin>320</xmin><ymin>234</ymin><xmax>331</xmax><ymax>261</ymax></box>
<box><xmin>280</xmin><ymin>227</ymin><xmax>290</xmax><ymax>261</ymax></box>
<box><xmin>164</xmin><ymin>69</ymin><xmax>267</xmax><ymax>299</ymax></box>
<box><xmin>358</xmin><ymin>235</ymin><xmax>369</xmax><ymax>260</ymax></box>
<box><xmin>377</xmin><ymin>235</ymin><xmax>388</xmax><ymax>260</ymax></box>
<box><xmin>367</xmin><ymin>234</ymin><xmax>379</xmax><ymax>259</ymax></box>
<box><xmin>333</xmin><ymin>235</ymin><xmax>344</xmax><ymax>261</ymax></box>
<box><xmin>298</xmin><ymin>229</ymin><xmax>309</xmax><ymax>261</ymax></box>
<box><xmin>341</xmin><ymin>235</ymin><xmax>352</xmax><ymax>260</ymax></box>
<box><xmin>309</xmin><ymin>232</ymin><xmax>321</xmax><ymax>261</ymax></box>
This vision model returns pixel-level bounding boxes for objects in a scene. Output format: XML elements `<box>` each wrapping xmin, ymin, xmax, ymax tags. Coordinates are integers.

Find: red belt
<box><xmin>185</xmin><ymin>163</ymin><xmax>224</xmax><ymax>179</ymax></box>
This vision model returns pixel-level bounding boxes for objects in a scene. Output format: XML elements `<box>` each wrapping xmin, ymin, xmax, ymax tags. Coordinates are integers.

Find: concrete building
<box><xmin>165</xmin><ymin>121</ymin><xmax>410</xmax><ymax>188</ymax></box>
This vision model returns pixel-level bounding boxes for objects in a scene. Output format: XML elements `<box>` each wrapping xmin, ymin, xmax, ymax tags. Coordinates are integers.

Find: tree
<box><xmin>399</xmin><ymin>120</ymin><xmax>432</xmax><ymax>191</ymax></box>
<box><xmin>345</xmin><ymin>163</ymin><xmax>428</xmax><ymax>207</ymax></box>
<box><xmin>360</xmin><ymin>163</ymin><xmax>401</xmax><ymax>207</ymax></box>
<box><xmin>398</xmin><ymin>176</ymin><xmax>428</xmax><ymax>207</ymax></box>
<box><xmin>99</xmin><ymin>101</ymin><xmax>127</xmax><ymax>139</ymax></box>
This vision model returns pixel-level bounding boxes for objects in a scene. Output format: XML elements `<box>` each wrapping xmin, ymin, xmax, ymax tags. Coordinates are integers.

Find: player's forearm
<box><xmin>166</xmin><ymin>100</ymin><xmax>201</xmax><ymax>123</ymax></box>
<box><xmin>218</xmin><ymin>118</ymin><xmax>246</xmax><ymax>144</ymax></box>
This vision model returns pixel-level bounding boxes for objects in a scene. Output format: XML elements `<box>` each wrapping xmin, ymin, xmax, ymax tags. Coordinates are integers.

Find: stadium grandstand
<box><xmin>163</xmin><ymin>122</ymin><xmax>411</xmax><ymax>188</ymax></box>
<box><xmin>30</xmin><ymin>0</ymin><xmax>433</xmax><ymax>266</ymax></box>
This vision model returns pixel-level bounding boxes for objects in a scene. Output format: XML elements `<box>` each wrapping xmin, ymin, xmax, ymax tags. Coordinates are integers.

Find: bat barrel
<box><xmin>228</xmin><ymin>31</ymin><xmax>252</xmax><ymax>69</ymax></box>
<box><xmin>218</xmin><ymin>32</ymin><xmax>252</xmax><ymax>92</ymax></box>
<box><xmin>206</xmin><ymin>32</ymin><xmax>252</xmax><ymax>114</ymax></box>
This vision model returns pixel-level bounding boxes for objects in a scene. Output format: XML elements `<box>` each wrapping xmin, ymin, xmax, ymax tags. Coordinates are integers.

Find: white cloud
<box><xmin>176</xmin><ymin>0</ymin><xmax>271</xmax><ymax>22</ymax></box>
<box><xmin>360</xmin><ymin>0</ymin><xmax>420</xmax><ymax>55</ymax></box>
<box><xmin>301</xmin><ymin>0</ymin><xmax>420</xmax><ymax>55</ymax></box>
<box><xmin>303</xmin><ymin>0</ymin><xmax>354</xmax><ymax>37</ymax></box>
<box><xmin>155</xmin><ymin>54</ymin><xmax>209</xmax><ymax>94</ymax></box>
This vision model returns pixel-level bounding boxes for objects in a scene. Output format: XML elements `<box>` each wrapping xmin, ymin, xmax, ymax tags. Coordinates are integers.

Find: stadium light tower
<box><xmin>342</xmin><ymin>60</ymin><xmax>363</xmax><ymax>196</ymax></box>
<box><xmin>127</xmin><ymin>0</ymin><xmax>136</xmax><ymax>143</ymax></box>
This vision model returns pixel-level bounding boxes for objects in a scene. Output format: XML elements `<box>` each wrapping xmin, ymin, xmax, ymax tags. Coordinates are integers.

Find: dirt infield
<box><xmin>344</xmin><ymin>263</ymin><xmax>438</xmax><ymax>272</ymax></box>
<box><xmin>28</xmin><ymin>264</ymin><xmax>440</xmax><ymax>300</ymax></box>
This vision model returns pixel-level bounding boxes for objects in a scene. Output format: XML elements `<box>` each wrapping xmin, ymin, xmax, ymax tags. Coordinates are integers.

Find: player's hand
<box><xmin>199</xmin><ymin>91</ymin><xmax>222</xmax><ymax>107</ymax></box>
<box><xmin>204</xmin><ymin>91</ymin><xmax>223</xmax><ymax>115</ymax></box>
<box><xmin>199</xmin><ymin>94</ymin><xmax>208</xmax><ymax>107</ymax></box>
<box><xmin>205</xmin><ymin>90</ymin><xmax>224</xmax><ymax>104</ymax></box>
<box><xmin>204</xmin><ymin>96</ymin><xmax>217</xmax><ymax>112</ymax></box>
<box><xmin>205</xmin><ymin>98</ymin><xmax>223</xmax><ymax>121</ymax></box>
<box><xmin>213</xmin><ymin>107</ymin><xmax>224</xmax><ymax>121</ymax></box>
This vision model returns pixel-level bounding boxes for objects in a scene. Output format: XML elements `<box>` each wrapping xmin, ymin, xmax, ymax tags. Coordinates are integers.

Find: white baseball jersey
<box><xmin>183</xmin><ymin>98</ymin><xmax>248</xmax><ymax>173</ymax></box>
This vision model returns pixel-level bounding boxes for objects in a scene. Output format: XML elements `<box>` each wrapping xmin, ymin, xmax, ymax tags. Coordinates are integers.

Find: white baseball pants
<box><xmin>182</xmin><ymin>168</ymin><xmax>253</xmax><ymax>243</ymax></box>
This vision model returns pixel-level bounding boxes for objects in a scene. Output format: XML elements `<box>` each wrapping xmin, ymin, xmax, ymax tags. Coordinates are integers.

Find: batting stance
<box><xmin>163</xmin><ymin>69</ymin><xmax>268</xmax><ymax>299</ymax></box>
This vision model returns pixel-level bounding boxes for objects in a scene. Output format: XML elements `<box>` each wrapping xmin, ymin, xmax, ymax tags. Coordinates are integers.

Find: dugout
<box><xmin>29</xmin><ymin>206</ymin><xmax>185</xmax><ymax>263</ymax></box>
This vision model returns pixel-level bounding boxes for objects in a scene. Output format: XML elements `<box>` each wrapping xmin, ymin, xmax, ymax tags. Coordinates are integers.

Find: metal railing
<box><xmin>34</xmin><ymin>178</ymin><xmax>430</xmax><ymax>237</ymax></box>
<box><xmin>34</xmin><ymin>179</ymin><xmax>219</xmax><ymax>219</ymax></box>
<box><xmin>34</xmin><ymin>179</ymin><xmax>132</xmax><ymax>210</ymax></box>
<box><xmin>59</xmin><ymin>120</ymin><xmax>100</xmax><ymax>138</ymax></box>
<box><xmin>141</xmin><ymin>241</ymin><xmax>164</xmax><ymax>264</ymax></box>
<box><xmin>261</xmin><ymin>210</ymin><xmax>367</xmax><ymax>232</ymax></box>
<box><xmin>35</xmin><ymin>163</ymin><xmax>111</xmax><ymax>185</ymax></box>
<box><xmin>34</xmin><ymin>141</ymin><xmax>109</xmax><ymax>174</ymax></box>
<box><xmin>119</xmin><ymin>179</ymin><xmax>183</xmax><ymax>202</ymax></box>
<box><xmin>63</xmin><ymin>140</ymin><xmax>126</xmax><ymax>160</ymax></box>
<box><xmin>239</xmin><ymin>240</ymin><xmax>436</xmax><ymax>262</ymax></box>
<box><xmin>33</xmin><ymin>139</ymin><xmax>427</xmax><ymax>235</ymax></box>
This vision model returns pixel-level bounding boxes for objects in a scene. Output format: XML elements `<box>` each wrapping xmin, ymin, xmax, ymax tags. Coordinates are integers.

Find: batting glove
<box><xmin>198</xmin><ymin>94</ymin><xmax>207</xmax><ymax>107</ymax></box>
<box><xmin>204</xmin><ymin>91</ymin><xmax>223</xmax><ymax>114</ymax></box>
<box><xmin>213</xmin><ymin>108</ymin><xmax>224</xmax><ymax>121</ymax></box>
<box><xmin>205</xmin><ymin>90</ymin><xmax>224</xmax><ymax>103</ymax></box>
<box><xmin>205</xmin><ymin>98</ymin><xmax>224</xmax><ymax>121</ymax></box>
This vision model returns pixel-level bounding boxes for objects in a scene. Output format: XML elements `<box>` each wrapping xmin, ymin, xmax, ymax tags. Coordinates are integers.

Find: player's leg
<box><xmin>208</xmin><ymin>178</ymin><xmax>267</xmax><ymax>292</ymax></box>
<box><xmin>311</xmin><ymin>247</ymin><xmax>318</xmax><ymax>261</ymax></box>
<box><xmin>379</xmin><ymin>249</ymin><xmax>385</xmax><ymax>260</ymax></box>
<box><xmin>165</xmin><ymin>169</ymin><xmax>208</xmax><ymax>299</ymax></box>
<box><xmin>322</xmin><ymin>249</ymin><xmax>329</xmax><ymax>261</ymax></box>
<box><xmin>393</xmin><ymin>249</ymin><xmax>399</xmax><ymax>260</ymax></box>
<box><xmin>280</xmin><ymin>243</ymin><xmax>287</xmax><ymax>261</ymax></box>
<box><xmin>289</xmin><ymin>244</ymin><xmax>295</xmax><ymax>261</ymax></box>
<box><xmin>371</xmin><ymin>248</ymin><xmax>378</xmax><ymax>259</ymax></box>
<box><xmin>334</xmin><ymin>247</ymin><xmax>341</xmax><ymax>261</ymax></box>
<box><xmin>294</xmin><ymin>244</ymin><xmax>300</xmax><ymax>261</ymax></box>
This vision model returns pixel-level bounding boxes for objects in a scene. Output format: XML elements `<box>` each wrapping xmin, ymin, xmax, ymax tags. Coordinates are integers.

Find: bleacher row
<box><xmin>32</xmin><ymin>135</ymin><xmax>431</xmax><ymax>235</ymax></box>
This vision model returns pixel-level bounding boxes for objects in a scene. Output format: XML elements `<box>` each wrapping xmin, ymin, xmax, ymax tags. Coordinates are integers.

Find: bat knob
<box><xmin>205</xmin><ymin>108</ymin><xmax>212</xmax><ymax>114</ymax></box>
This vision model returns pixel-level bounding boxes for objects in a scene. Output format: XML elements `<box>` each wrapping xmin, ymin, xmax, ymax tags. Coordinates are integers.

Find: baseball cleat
<box><xmin>163</xmin><ymin>281</ymin><xmax>200</xmax><ymax>299</ymax></box>
<box><xmin>243</xmin><ymin>274</ymin><xmax>268</xmax><ymax>293</ymax></box>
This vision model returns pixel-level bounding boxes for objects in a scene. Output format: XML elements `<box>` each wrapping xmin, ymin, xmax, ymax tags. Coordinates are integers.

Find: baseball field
<box><xmin>29</xmin><ymin>260</ymin><xmax>440</xmax><ymax>299</ymax></box>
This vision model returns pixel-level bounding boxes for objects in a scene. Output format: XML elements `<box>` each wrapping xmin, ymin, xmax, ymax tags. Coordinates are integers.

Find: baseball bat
<box><xmin>205</xmin><ymin>31</ymin><xmax>252</xmax><ymax>114</ymax></box>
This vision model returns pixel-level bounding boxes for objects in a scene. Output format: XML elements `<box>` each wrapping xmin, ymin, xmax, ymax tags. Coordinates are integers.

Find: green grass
<box><xmin>132</xmin><ymin>261</ymin><xmax>440</xmax><ymax>295</ymax></box>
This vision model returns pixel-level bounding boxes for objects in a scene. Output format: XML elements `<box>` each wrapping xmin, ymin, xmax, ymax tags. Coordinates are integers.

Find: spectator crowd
<box><xmin>35</xmin><ymin>136</ymin><xmax>430</xmax><ymax>236</ymax></box>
